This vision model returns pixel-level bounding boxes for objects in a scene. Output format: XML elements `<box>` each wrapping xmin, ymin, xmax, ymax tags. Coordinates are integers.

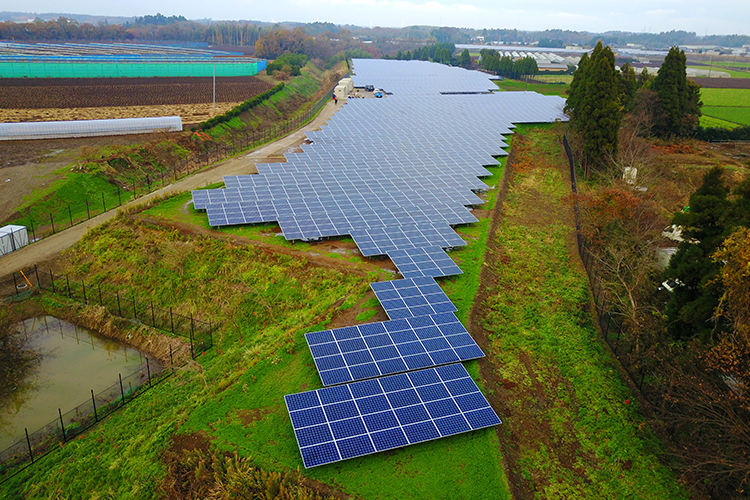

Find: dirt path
<box><xmin>0</xmin><ymin>101</ymin><xmax>343</xmax><ymax>278</ymax></box>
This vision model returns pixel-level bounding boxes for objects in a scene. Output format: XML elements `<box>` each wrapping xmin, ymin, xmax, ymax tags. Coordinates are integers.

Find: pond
<box><xmin>0</xmin><ymin>316</ymin><xmax>149</xmax><ymax>450</ymax></box>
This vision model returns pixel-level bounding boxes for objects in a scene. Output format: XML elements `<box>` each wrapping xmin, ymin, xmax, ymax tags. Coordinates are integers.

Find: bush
<box><xmin>266</xmin><ymin>53</ymin><xmax>308</xmax><ymax>75</ymax></box>
<box><xmin>696</xmin><ymin>125</ymin><xmax>750</xmax><ymax>142</ymax></box>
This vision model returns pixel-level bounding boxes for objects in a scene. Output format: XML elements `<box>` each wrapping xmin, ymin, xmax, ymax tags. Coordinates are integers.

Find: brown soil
<box><xmin>0</xmin><ymin>102</ymin><xmax>244</xmax><ymax>125</ymax></box>
<box><xmin>0</xmin><ymin>76</ymin><xmax>272</xmax><ymax>112</ymax></box>
<box><xmin>690</xmin><ymin>77</ymin><xmax>750</xmax><ymax>89</ymax></box>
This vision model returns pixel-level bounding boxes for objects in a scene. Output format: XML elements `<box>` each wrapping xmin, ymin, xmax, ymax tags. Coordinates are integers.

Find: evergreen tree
<box><xmin>619</xmin><ymin>62</ymin><xmax>637</xmax><ymax>110</ymax></box>
<box><xmin>653</xmin><ymin>46</ymin><xmax>702</xmax><ymax>137</ymax></box>
<box><xmin>564</xmin><ymin>52</ymin><xmax>589</xmax><ymax>122</ymax></box>
<box><xmin>666</xmin><ymin>167</ymin><xmax>732</xmax><ymax>341</ymax></box>
<box><xmin>459</xmin><ymin>49</ymin><xmax>471</xmax><ymax>68</ymax></box>
<box><xmin>571</xmin><ymin>42</ymin><xmax>621</xmax><ymax>173</ymax></box>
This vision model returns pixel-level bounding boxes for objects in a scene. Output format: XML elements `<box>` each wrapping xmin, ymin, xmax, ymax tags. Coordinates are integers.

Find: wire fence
<box><xmin>5</xmin><ymin>79</ymin><xmax>338</xmax><ymax>247</ymax></box>
<box><xmin>562</xmin><ymin>135</ymin><xmax>659</xmax><ymax>400</ymax></box>
<box><xmin>0</xmin><ymin>266</ymin><xmax>214</xmax><ymax>482</ymax></box>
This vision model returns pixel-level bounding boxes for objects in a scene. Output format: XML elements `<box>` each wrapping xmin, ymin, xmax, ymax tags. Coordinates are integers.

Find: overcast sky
<box><xmin>16</xmin><ymin>0</ymin><xmax>750</xmax><ymax>36</ymax></box>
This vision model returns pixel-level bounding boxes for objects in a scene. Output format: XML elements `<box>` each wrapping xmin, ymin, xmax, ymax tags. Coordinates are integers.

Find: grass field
<box><xmin>479</xmin><ymin>127</ymin><xmax>686</xmax><ymax>498</ymax></box>
<box><xmin>494</xmin><ymin>78</ymin><xmax>570</xmax><ymax>97</ymax></box>
<box><xmin>700</xmin><ymin>88</ymin><xmax>750</xmax><ymax>127</ymax></box>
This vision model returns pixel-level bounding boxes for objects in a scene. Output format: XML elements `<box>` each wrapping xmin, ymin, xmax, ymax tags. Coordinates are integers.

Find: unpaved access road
<box><xmin>0</xmin><ymin>101</ymin><xmax>345</xmax><ymax>278</ymax></box>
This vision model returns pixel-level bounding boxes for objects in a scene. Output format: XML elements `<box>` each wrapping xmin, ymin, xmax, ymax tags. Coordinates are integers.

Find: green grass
<box><xmin>494</xmin><ymin>78</ymin><xmax>570</xmax><ymax>96</ymax></box>
<box><xmin>688</xmin><ymin>65</ymin><xmax>750</xmax><ymax>79</ymax></box>
<box><xmin>481</xmin><ymin>128</ymin><xmax>686</xmax><ymax>498</ymax></box>
<box><xmin>700</xmin><ymin>114</ymin><xmax>741</xmax><ymax>128</ymax></box>
<box><xmin>699</xmin><ymin>88</ymin><xmax>750</xmax><ymax>127</ymax></box>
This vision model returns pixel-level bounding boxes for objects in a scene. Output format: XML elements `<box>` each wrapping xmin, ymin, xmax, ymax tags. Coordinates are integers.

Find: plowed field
<box><xmin>0</xmin><ymin>76</ymin><xmax>273</xmax><ymax>108</ymax></box>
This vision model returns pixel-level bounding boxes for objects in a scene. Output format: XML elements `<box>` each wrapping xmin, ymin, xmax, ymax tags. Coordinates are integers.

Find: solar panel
<box><xmin>305</xmin><ymin>312</ymin><xmax>484</xmax><ymax>386</ymax></box>
<box><xmin>388</xmin><ymin>246</ymin><xmax>463</xmax><ymax>279</ymax></box>
<box><xmin>284</xmin><ymin>363</ymin><xmax>502</xmax><ymax>468</ymax></box>
<box><xmin>371</xmin><ymin>277</ymin><xmax>457</xmax><ymax>320</ymax></box>
<box><xmin>351</xmin><ymin>224</ymin><xmax>466</xmax><ymax>257</ymax></box>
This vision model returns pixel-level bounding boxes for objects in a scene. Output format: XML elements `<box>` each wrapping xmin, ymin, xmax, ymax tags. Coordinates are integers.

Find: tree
<box><xmin>652</xmin><ymin>46</ymin><xmax>702</xmax><ymax>137</ymax></box>
<box><xmin>459</xmin><ymin>49</ymin><xmax>471</xmax><ymax>68</ymax></box>
<box><xmin>566</xmin><ymin>42</ymin><xmax>621</xmax><ymax>176</ymax></box>
<box><xmin>666</xmin><ymin>166</ymin><xmax>732</xmax><ymax>341</ymax></box>
<box><xmin>619</xmin><ymin>62</ymin><xmax>637</xmax><ymax>110</ymax></box>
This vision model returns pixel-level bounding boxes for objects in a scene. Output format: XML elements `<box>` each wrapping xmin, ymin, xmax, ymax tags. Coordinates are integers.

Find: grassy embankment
<box><xmin>476</xmin><ymin>126</ymin><xmax>688</xmax><ymax>498</ymax></box>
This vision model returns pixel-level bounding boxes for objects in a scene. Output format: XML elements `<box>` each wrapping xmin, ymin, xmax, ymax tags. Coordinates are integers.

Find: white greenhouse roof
<box><xmin>0</xmin><ymin>116</ymin><xmax>183</xmax><ymax>141</ymax></box>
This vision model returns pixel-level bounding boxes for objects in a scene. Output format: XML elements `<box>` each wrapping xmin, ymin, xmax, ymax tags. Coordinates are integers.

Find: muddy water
<box><xmin>0</xmin><ymin>316</ymin><xmax>147</xmax><ymax>450</ymax></box>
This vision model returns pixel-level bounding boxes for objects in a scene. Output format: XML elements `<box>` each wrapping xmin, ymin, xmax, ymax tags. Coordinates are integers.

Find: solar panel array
<box><xmin>191</xmin><ymin>59</ymin><xmax>569</xmax><ymax>467</ymax></box>
<box><xmin>371</xmin><ymin>277</ymin><xmax>457</xmax><ymax>320</ymax></box>
<box><xmin>305</xmin><ymin>311</ymin><xmax>483</xmax><ymax>386</ymax></box>
<box><xmin>285</xmin><ymin>364</ymin><xmax>502</xmax><ymax>468</ymax></box>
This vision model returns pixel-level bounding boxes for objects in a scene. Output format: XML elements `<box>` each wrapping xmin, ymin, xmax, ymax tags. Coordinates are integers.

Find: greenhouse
<box><xmin>0</xmin><ymin>116</ymin><xmax>183</xmax><ymax>141</ymax></box>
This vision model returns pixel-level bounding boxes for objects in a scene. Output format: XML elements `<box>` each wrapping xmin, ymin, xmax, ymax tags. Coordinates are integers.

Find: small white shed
<box><xmin>0</xmin><ymin>225</ymin><xmax>29</xmax><ymax>256</ymax></box>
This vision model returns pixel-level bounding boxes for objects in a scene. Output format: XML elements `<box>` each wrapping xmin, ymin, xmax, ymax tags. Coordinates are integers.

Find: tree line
<box><xmin>0</xmin><ymin>17</ymin><xmax>265</xmax><ymax>46</ymax></box>
<box><xmin>566</xmin><ymin>42</ymin><xmax>750</xmax><ymax>496</ymax></box>
<box><xmin>478</xmin><ymin>49</ymin><xmax>539</xmax><ymax>79</ymax></box>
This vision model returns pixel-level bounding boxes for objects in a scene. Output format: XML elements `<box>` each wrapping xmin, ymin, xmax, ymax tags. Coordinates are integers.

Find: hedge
<box><xmin>200</xmin><ymin>82</ymin><xmax>285</xmax><ymax>131</ymax></box>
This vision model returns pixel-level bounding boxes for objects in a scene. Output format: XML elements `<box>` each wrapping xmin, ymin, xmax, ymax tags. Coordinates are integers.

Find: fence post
<box><xmin>116</xmin><ymin>291</ymin><xmax>122</xmax><ymax>317</ymax></box>
<box><xmin>30</xmin><ymin>218</ymin><xmax>36</xmax><ymax>242</ymax></box>
<box><xmin>151</xmin><ymin>300</ymin><xmax>155</xmax><ymax>328</ymax></box>
<box><xmin>146</xmin><ymin>358</ymin><xmax>152</xmax><ymax>387</ymax></box>
<box><xmin>50</xmin><ymin>271</ymin><xmax>55</xmax><ymax>294</ymax></box>
<box><xmin>68</xmin><ymin>205</ymin><xmax>73</xmax><ymax>227</ymax></box>
<box><xmin>91</xmin><ymin>389</ymin><xmax>98</xmax><ymax>422</ymax></box>
<box><xmin>132</xmin><ymin>182</ymin><xmax>136</xmax><ymax>201</ymax></box>
<box><xmin>117</xmin><ymin>187</ymin><xmax>122</xmax><ymax>206</ymax></box>
<box><xmin>85</xmin><ymin>199</ymin><xmax>90</xmax><ymax>220</ymax></box>
<box><xmin>59</xmin><ymin>408</ymin><xmax>67</xmax><ymax>443</ymax></box>
<box><xmin>170</xmin><ymin>344</ymin><xmax>175</xmax><ymax>375</ymax></box>
<box><xmin>209</xmin><ymin>320</ymin><xmax>213</xmax><ymax>348</ymax></box>
<box><xmin>50</xmin><ymin>212</ymin><xmax>55</xmax><ymax>234</ymax></box>
<box><xmin>98</xmin><ymin>284</ymin><xmax>103</xmax><ymax>306</ymax></box>
<box><xmin>132</xmin><ymin>296</ymin><xmax>137</xmax><ymax>321</ymax></box>
<box><xmin>25</xmin><ymin>428</ymin><xmax>34</xmax><ymax>464</ymax></box>
<box><xmin>189</xmin><ymin>313</ymin><xmax>195</xmax><ymax>360</ymax></box>
<box><xmin>102</xmin><ymin>192</ymin><xmax>106</xmax><ymax>212</ymax></box>
<box><xmin>119</xmin><ymin>373</ymin><xmax>126</xmax><ymax>405</ymax></box>
<box><xmin>12</xmin><ymin>272</ymin><xmax>19</xmax><ymax>296</ymax></box>
<box><xmin>34</xmin><ymin>264</ymin><xmax>40</xmax><ymax>289</ymax></box>
<box><xmin>66</xmin><ymin>276</ymin><xmax>72</xmax><ymax>299</ymax></box>
<box><xmin>170</xmin><ymin>308</ymin><xmax>174</xmax><ymax>333</ymax></box>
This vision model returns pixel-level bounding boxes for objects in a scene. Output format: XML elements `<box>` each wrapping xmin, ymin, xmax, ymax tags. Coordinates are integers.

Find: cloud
<box><xmin>646</xmin><ymin>9</ymin><xmax>676</xmax><ymax>16</ymax></box>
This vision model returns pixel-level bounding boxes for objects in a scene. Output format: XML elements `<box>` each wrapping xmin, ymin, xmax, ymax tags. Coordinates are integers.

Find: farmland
<box><xmin>700</xmin><ymin>88</ymin><xmax>750</xmax><ymax>127</ymax></box>
<box><xmin>0</xmin><ymin>76</ymin><xmax>274</xmax><ymax>124</ymax></box>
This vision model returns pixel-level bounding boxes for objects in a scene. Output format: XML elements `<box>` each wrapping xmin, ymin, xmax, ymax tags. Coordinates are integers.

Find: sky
<box><xmin>12</xmin><ymin>0</ymin><xmax>750</xmax><ymax>36</ymax></box>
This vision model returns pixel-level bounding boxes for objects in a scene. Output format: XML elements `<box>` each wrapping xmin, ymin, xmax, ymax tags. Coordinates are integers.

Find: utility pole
<box><xmin>213</xmin><ymin>64</ymin><xmax>216</xmax><ymax>115</ymax></box>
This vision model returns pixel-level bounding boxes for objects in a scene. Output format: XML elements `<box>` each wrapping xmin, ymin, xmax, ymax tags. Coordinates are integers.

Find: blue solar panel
<box><xmin>371</xmin><ymin>277</ymin><xmax>457</xmax><ymax>320</ymax></box>
<box><xmin>306</xmin><ymin>312</ymin><xmax>484</xmax><ymax>386</ymax></box>
<box><xmin>285</xmin><ymin>364</ymin><xmax>501</xmax><ymax>468</ymax></box>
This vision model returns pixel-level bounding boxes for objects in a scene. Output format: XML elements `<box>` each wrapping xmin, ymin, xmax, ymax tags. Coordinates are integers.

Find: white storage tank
<box><xmin>0</xmin><ymin>225</ymin><xmax>29</xmax><ymax>256</ymax></box>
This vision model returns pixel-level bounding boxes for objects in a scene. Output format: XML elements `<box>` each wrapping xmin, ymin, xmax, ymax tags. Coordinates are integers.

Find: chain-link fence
<box><xmin>562</xmin><ymin>135</ymin><xmax>656</xmax><ymax>397</ymax></box>
<box><xmin>0</xmin><ymin>358</ymin><xmax>173</xmax><ymax>482</ymax></box>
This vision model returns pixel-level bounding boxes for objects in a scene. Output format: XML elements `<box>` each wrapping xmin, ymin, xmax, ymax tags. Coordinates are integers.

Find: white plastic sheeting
<box><xmin>0</xmin><ymin>116</ymin><xmax>183</xmax><ymax>141</ymax></box>
<box><xmin>0</xmin><ymin>225</ymin><xmax>29</xmax><ymax>256</ymax></box>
